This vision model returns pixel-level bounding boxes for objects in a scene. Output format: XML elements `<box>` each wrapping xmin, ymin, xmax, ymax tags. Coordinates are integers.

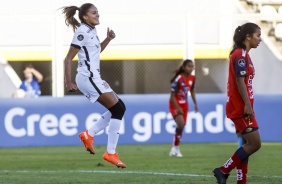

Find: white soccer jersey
<box><xmin>71</xmin><ymin>23</ymin><xmax>101</xmax><ymax>79</ymax></box>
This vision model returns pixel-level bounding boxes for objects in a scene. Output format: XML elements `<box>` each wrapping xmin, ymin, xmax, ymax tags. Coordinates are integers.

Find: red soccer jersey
<box><xmin>169</xmin><ymin>74</ymin><xmax>195</xmax><ymax>108</ymax></box>
<box><xmin>226</xmin><ymin>48</ymin><xmax>255</xmax><ymax>118</ymax></box>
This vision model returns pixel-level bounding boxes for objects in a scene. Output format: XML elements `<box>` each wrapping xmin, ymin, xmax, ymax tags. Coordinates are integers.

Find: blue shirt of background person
<box><xmin>19</xmin><ymin>64</ymin><xmax>43</xmax><ymax>98</ymax></box>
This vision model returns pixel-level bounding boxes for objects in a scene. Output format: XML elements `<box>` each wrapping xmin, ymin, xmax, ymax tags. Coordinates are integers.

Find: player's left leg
<box><xmin>98</xmin><ymin>92</ymin><xmax>127</xmax><ymax>168</ymax></box>
<box><xmin>236</xmin><ymin>134</ymin><xmax>248</xmax><ymax>184</ymax></box>
<box><xmin>87</xmin><ymin>98</ymin><xmax>125</xmax><ymax>137</ymax></box>
<box><xmin>170</xmin><ymin>110</ymin><xmax>187</xmax><ymax>157</ymax></box>
<box><xmin>213</xmin><ymin>117</ymin><xmax>260</xmax><ymax>184</ymax></box>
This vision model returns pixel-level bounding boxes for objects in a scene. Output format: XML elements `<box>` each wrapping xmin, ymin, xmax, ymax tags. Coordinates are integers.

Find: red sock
<box><xmin>221</xmin><ymin>147</ymin><xmax>248</xmax><ymax>174</ymax></box>
<box><xmin>236</xmin><ymin>157</ymin><xmax>249</xmax><ymax>184</ymax></box>
<box><xmin>173</xmin><ymin>128</ymin><xmax>182</xmax><ymax>146</ymax></box>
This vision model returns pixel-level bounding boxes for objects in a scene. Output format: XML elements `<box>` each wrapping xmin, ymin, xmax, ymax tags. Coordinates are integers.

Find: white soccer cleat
<box><xmin>169</xmin><ymin>147</ymin><xmax>183</xmax><ymax>157</ymax></box>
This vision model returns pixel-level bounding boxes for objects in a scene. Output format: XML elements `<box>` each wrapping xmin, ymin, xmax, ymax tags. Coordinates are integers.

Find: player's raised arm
<box><xmin>101</xmin><ymin>27</ymin><xmax>116</xmax><ymax>52</ymax></box>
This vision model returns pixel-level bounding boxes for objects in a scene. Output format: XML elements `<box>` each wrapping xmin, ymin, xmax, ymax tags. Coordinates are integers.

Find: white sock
<box><xmin>107</xmin><ymin>118</ymin><xmax>121</xmax><ymax>154</ymax></box>
<box><xmin>87</xmin><ymin>111</ymin><xmax>111</xmax><ymax>137</ymax></box>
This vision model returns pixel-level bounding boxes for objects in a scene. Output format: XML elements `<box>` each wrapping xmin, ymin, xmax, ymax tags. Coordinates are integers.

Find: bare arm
<box><xmin>170</xmin><ymin>92</ymin><xmax>183</xmax><ymax>115</ymax></box>
<box><xmin>64</xmin><ymin>46</ymin><xmax>79</xmax><ymax>92</ymax></box>
<box><xmin>100</xmin><ymin>28</ymin><xmax>116</xmax><ymax>53</ymax></box>
<box><xmin>236</xmin><ymin>77</ymin><xmax>252</xmax><ymax>119</ymax></box>
<box><xmin>31</xmin><ymin>68</ymin><xmax>43</xmax><ymax>83</ymax></box>
<box><xmin>190</xmin><ymin>88</ymin><xmax>198</xmax><ymax>112</ymax></box>
<box><xmin>100</xmin><ymin>38</ymin><xmax>111</xmax><ymax>52</ymax></box>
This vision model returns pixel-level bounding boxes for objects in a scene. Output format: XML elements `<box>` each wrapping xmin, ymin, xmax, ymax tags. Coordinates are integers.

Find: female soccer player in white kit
<box><xmin>62</xmin><ymin>3</ymin><xmax>126</xmax><ymax>168</ymax></box>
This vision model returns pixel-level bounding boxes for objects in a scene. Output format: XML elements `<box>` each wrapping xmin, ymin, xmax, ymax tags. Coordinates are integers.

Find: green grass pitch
<box><xmin>0</xmin><ymin>143</ymin><xmax>281</xmax><ymax>184</ymax></box>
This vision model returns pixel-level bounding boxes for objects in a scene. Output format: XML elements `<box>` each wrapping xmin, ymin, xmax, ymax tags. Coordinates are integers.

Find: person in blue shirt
<box><xmin>19</xmin><ymin>64</ymin><xmax>43</xmax><ymax>98</ymax></box>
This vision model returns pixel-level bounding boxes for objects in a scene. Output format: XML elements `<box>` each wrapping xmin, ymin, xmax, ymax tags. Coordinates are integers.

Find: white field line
<box><xmin>0</xmin><ymin>170</ymin><xmax>282</xmax><ymax>178</ymax></box>
<box><xmin>0</xmin><ymin>170</ymin><xmax>211</xmax><ymax>177</ymax></box>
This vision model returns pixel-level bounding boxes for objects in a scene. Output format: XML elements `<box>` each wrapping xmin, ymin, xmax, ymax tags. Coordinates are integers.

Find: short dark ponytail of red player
<box><xmin>230</xmin><ymin>22</ymin><xmax>260</xmax><ymax>56</ymax></box>
<box><xmin>170</xmin><ymin>59</ymin><xmax>193</xmax><ymax>83</ymax></box>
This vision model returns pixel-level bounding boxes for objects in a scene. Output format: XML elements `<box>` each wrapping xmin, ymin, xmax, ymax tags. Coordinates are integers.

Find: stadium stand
<box><xmin>274</xmin><ymin>23</ymin><xmax>282</xmax><ymax>41</ymax></box>
<box><xmin>278</xmin><ymin>5</ymin><xmax>282</xmax><ymax>14</ymax></box>
<box><xmin>240</xmin><ymin>0</ymin><xmax>282</xmax><ymax>48</ymax></box>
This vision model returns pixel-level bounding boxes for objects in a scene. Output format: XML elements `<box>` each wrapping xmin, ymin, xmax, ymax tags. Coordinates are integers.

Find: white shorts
<box><xmin>76</xmin><ymin>73</ymin><xmax>113</xmax><ymax>103</ymax></box>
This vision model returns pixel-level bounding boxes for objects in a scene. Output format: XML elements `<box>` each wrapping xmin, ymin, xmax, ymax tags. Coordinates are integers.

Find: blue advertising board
<box><xmin>0</xmin><ymin>94</ymin><xmax>281</xmax><ymax>147</ymax></box>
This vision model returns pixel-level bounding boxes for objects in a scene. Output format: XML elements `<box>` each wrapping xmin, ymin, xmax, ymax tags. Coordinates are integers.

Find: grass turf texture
<box><xmin>0</xmin><ymin>143</ymin><xmax>281</xmax><ymax>184</ymax></box>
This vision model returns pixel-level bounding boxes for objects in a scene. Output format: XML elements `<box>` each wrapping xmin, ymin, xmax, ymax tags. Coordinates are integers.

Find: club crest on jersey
<box><xmin>77</xmin><ymin>34</ymin><xmax>84</xmax><ymax>41</ymax></box>
<box><xmin>238</xmin><ymin>59</ymin><xmax>246</xmax><ymax>67</ymax></box>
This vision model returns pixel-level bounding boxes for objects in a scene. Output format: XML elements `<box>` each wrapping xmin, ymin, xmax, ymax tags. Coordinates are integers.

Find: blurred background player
<box><xmin>13</xmin><ymin>64</ymin><xmax>43</xmax><ymax>98</ymax></box>
<box><xmin>62</xmin><ymin>3</ymin><xmax>126</xmax><ymax>168</ymax></box>
<box><xmin>213</xmin><ymin>22</ymin><xmax>262</xmax><ymax>184</ymax></box>
<box><xmin>169</xmin><ymin>59</ymin><xmax>198</xmax><ymax>157</ymax></box>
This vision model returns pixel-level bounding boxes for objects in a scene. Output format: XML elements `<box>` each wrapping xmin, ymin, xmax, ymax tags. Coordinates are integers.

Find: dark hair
<box><xmin>170</xmin><ymin>59</ymin><xmax>193</xmax><ymax>83</ymax></box>
<box><xmin>61</xmin><ymin>3</ymin><xmax>94</xmax><ymax>32</ymax></box>
<box><xmin>24</xmin><ymin>64</ymin><xmax>33</xmax><ymax>69</ymax></box>
<box><xmin>230</xmin><ymin>22</ymin><xmax>260</xmax><ymax>55</ymax></box>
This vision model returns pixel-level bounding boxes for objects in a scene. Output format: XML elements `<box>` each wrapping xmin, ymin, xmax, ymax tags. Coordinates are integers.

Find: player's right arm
<box><xmin>64</xmin><ymin>46</ymin><xmax>79</xmax><ymax>92</ymax></box>
<box><xmin>234</xmin><ymin>56</ymin><xmax>252</xmax><ymax>119</ymax></box>
<box><xmin>170</xmin><ymin>77</ymin><xmax>183</xmax><ymax>115</ymax></box>
<box><xmin>65</xmin><ymin>30</ymin><xmax>89</xmax><ymax>92</ymax></box>
<box><xmin>236</xmin><ymin>77</ymin><xmax>252</xmax><ymax>119</ymax></box>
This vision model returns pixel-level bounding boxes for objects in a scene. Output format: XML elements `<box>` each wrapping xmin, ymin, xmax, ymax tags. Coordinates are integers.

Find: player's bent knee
<box><xmin>255</xmin><ymin>141</ymin><xmax>261</xmax><ymax>151</ymax></box>
<box><xmin>108</xmin><ymin>102</ymin><xmax>125</xmax><ymax>120</ymax></box>
<box><xmin>118</xmin><ymin>99</ymin><xmax>126</xmax><ymax>111</ymax></box>
<box><xmin>177</xmin><ymin>124</ymin><xmax>185</xmax><ymax>130</ymax></box>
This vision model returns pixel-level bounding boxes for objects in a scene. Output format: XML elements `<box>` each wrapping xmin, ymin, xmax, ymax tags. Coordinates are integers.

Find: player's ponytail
<box><xmin>62</xmin><ymin>6</ymin><xmax>80</xmax><ymax>32</ymax></box>
<box><xmin>170</xmin><ymin>59</ymin><xmax>193</xmax><ymax>83</ymax></box>
<box><xmin>61</xmin><ymin>3</ymin><xmax>94</xmax><ymax>32</ymax></box>
<box><xmin>230</xmin><ymin>22</ymin><xmax>260</xmax><ymax>56</ymax></box>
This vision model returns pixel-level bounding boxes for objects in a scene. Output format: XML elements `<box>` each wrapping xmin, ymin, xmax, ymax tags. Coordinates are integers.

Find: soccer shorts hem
<box><xmin>76</xmin><ymin>73</ymin><xmax>113</xmax><ymax>103</ymax></box>
<box><xmin>231</xmin><ymin>116</ymin><xmax>259</xmax><ymax>134</ymax></box>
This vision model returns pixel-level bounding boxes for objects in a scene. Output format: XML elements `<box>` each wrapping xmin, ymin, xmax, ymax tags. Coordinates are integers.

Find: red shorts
<box><xmin>231</xmin><ymin>116</ymin><xmax>259</xmax><ymax>134</ymax></box>
<box><xmin>169</xmin><ymin>104</ymin><xmax>188</xmax><ymax>124</ymax></box>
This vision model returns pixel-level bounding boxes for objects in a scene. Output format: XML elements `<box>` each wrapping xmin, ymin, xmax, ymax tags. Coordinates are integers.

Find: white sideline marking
<box><xmin>0</xmin><ymin>170</ymin><xmax>282</xmax><ymax>178</ymax></box>
<box><xmin>0</xmin><ymin>170</ymin><xmax>211</xmax><ymax>177</ymax></box>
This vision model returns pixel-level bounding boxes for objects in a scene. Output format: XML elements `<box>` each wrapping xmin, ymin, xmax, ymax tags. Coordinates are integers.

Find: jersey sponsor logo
<box><xmin>240</xmin><ymin>71</ymin><xmax>247</xmax><ymax>75</ymax></box>
<box><xmin>248</xmin><ymin>88</ymin><xmax>254</xmax><ymax>99</ymax></box>
<box><xmin>248</xmin><ymin>75</ymin><xmax>254</xmax><ymax>86</ymax></box>
<box><xmin>77</xmin><ymin>34</ymin><xmax>84</xmax><ymax>41</ymax></box>
<box><xmin>238</xmin><ymin>59</ymin><xmax>246</xmax><ymax>67</ymax></box>
<box><xmin>103</xmin><ymin>81</ymin><xmax>109</xmax><ymax>89</ymax></box>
